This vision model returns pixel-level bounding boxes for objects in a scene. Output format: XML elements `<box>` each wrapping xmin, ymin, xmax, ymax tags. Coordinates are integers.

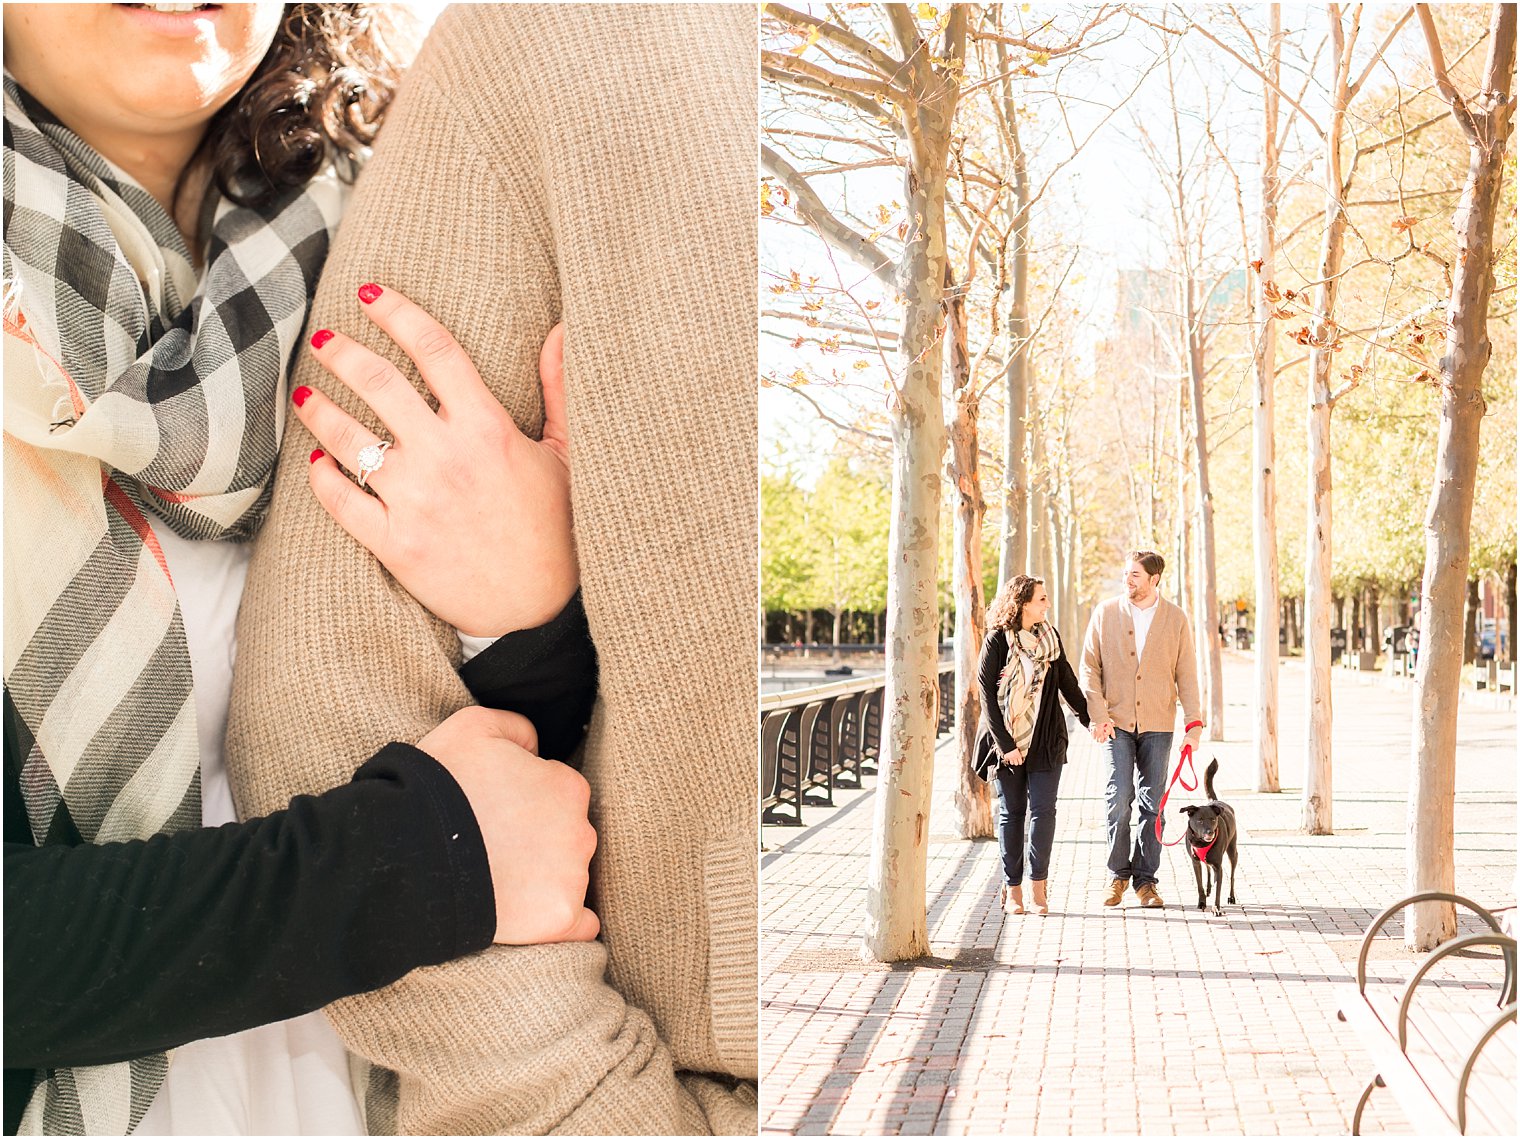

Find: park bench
<box><xmin>1335</xmin><ymin>891</ymin><xmax>1516</xmax><ymax>1135</ymax></box>
<box><xmin>760</xmin><ymin>670</ymin><xmax>946</xmax><ymax>827</ymax></box>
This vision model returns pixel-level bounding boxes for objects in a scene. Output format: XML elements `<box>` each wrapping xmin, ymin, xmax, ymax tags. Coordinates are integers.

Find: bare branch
<box><xmin>969</xmin><ymin>5</ymin><xmax>1122</xmax><ymax>58</ymax></box>
<box><xmin>765</xmin><ymin>377</ymin><xmax>892</xmax><ymax>446</ymax></box>
<box><xmin>763</xmin><ymin>4</ymin><xmax>906</xmax><ymax>81</ymax></box>
<box><xmin>762</xmin><ymin>144</ymin><xmax>899</xmax><ymax>289</ymax></box>
<box><xmin>1414</xmin><ymin>4</ymin><xmax>1480</xmax><ymax>140</ymax></box>
<box><xmin>762</xmin><ymin>64</ymin><xmax>903</xmax><ymax>135</ymax></box>
<box><xmin>1347</xmin><ymin>8</ymin><xmax>1413</xmax><ymax>100</ymax></box>
<box><xmin>761</xmin><ymin>49</ymin><xmax>905</xmax><ymax>104</ymax></box>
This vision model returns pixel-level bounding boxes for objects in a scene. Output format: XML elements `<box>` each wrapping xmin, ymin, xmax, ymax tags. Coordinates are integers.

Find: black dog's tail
<box><xmin>1204</xmin><ymin>758</ymin><xmax>1219</xmax><ymax>801</ymax></box>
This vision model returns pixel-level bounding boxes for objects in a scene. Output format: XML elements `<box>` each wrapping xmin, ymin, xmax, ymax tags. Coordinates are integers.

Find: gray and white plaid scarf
<box><xmin>3</xmin><ymin>75</ymin><xmax>344</xmax><ymax>1134</ymax></box>
<box><xmin>996</xmin><ymin>622</ymin><xmax>1062</xmax><ymax>760</ymax></box>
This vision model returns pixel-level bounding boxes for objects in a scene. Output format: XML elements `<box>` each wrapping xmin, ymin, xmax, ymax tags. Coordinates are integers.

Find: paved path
<box><xmin>761</xmin><ymin>651</ymin><xmax>1516</xmax><ymax>1135</ymax></box>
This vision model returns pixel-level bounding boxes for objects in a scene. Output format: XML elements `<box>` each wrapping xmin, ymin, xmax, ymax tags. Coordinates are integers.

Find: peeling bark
<box><xmin>1408</xmin><ymin>1</ymin><xmax>1516</xmax><ymax>951</ymax></box>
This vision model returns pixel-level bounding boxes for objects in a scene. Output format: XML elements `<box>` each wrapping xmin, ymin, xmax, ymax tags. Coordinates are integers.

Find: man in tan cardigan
<box><xmin>226</xmin><ymin>7</ymin><xmax>756</xmax><ymax>1134</ymax></box>
<box><xmin>1080</xmin><ymin>550</ymin><xmax>1203</xmax><ymax>910</ymax></box>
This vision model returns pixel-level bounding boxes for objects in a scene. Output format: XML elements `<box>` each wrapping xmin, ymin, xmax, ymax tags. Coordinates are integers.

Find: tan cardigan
<box><xmin>1079</xmin><ymin>596</ymin><xmax>1204</xmax><ymax>738</ymax></box>
<box><xmin>224</xmin><ymin>6</ymin><xmax>756</xmax><ymax>1134</ymax></box>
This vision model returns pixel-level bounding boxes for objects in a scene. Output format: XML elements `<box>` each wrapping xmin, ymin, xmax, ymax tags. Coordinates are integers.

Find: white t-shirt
<box><xmin>1122</xmin><ymin>594</ymin><xmax>1161</xmax><ymax>662</ymax></box>
<box><xmin>133</xmin><ymin>527</ymin><xmax>365</xmax><ymax>1137</ymax></box>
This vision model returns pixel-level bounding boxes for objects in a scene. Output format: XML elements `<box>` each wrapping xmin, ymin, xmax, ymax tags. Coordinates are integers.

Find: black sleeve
<box><xmin>459</xmin><ymin>590</ymin><xmax>597</xmax><ymax>765</ymax></box>
<box><xmin>1055</xmin><ymin>638</ymin><xmax>1091</xmax><ymax>729</ymax></box>
<box><xmin>977</xmin><ymin>631</ymin><xmax>1018</xmax><ymax>756</ymax></box>
<box><xmin>4</xmin><ymin>744</ymin><xmax>495</xmax><ymax>1078</ymax></box>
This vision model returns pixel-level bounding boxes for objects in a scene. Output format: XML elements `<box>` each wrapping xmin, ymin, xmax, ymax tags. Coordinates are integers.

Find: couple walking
<box><xmin>974</xmin><ymin>551</ymin><xmax>1204</xmax><ymax>914</ymax></box>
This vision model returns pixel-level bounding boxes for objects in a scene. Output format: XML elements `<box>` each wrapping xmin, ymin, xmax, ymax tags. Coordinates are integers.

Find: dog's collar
<box><xmin>1193</xmin><ymin>839</ymin><xmax>1215</xmax><ymax>862</ymax></box>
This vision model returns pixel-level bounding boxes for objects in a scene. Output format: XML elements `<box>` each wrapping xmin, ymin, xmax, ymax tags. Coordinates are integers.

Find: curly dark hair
<box><xmin>987</xmin><ymin>574</ymin><xmax>1045</xmax><ymax>633</ymax></box>
<box><xmin>177</xmin><ymin>4</ymin><xmax>417</xmax><ymax>219</ymax></box>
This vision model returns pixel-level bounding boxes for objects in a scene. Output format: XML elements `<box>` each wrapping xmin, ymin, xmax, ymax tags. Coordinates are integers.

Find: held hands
<box><xmin>417</xmin><ymin>707</ymin><xmax>599</xmax><ymax>945</ymax></box>
<box><xmin>1090</xmin><ymin>721</ymin><xmax>1115</xmax><ymax>744</ymax></box>
<box><xmin>1001</xmin><ymin>747</ymin><xmax>1025</xmax><ymax>767</ymax></box>
<box><xmin>292</xmin><ymin>282</ymin><xmax>576</xmax><ymax>638</ymax></box>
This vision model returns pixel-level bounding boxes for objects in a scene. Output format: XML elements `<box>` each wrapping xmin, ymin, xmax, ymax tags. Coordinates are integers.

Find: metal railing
<box><xmin>760</xmin><ymin>666</ymin><xmax>956</xmax><ymax>826</ymax></box>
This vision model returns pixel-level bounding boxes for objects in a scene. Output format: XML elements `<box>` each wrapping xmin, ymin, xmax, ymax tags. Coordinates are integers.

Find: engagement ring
<box><xmin>356</xmin><ymin>440</ymin><xmax>391</xmax><ymax>488</ymax></box>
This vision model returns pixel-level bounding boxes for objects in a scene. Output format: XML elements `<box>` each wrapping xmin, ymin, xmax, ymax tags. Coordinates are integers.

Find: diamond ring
<box><xmin>356</xmin><ymin>440</ymin><xmax>391</xmax><ymax>488</ymax></box>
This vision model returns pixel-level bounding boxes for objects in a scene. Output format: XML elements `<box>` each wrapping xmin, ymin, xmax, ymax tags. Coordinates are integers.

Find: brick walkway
<box><xmin>760</xmin><ymin>652</ymin><xmax>1516</xmax><ymax>1135</ymax></box>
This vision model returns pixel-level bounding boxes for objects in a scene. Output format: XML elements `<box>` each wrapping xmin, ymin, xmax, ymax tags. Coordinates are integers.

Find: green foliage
<box><xmin>761</xmin><ymin>453</ymin><xmax>892</xmax><ymax>621</ymax></box>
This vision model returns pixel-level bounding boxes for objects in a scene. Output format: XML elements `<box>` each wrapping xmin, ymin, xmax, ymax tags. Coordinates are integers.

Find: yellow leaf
<box><xmin>790</xmin><ymin>25</ymin><xmax>820</xmax><ymax>56</ymax></box>
<box><xmin>916</xmin><ymin>3</ymin><xmax>937</xmax><ymax>20</ymax></box>
<box><xmin>760</xmin><ymin>183</ymin><xmax>774</xmax><ymax>217</ymax></box>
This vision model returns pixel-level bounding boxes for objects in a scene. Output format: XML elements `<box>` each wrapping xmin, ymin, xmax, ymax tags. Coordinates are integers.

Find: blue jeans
<box><xmin>1103</xmin><ymin>729</ymin><xmax>1173</xmax><ymax>888</ymax></box>
<box><xmin>994</xmin><ymin>764</ymin><xmax>1063</xmax><ymax>886</ymax></box>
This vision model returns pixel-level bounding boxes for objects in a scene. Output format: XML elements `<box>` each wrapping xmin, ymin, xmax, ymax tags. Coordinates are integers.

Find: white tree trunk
<box><xmin>1407</xmin><ymin>1</ymin><xmax>1516</xmax><ymax>950</ymax></box>
<box><xmin>947</xmin><ymin>268</ymin><xmax>992</xmax><ymax>840</ymax></box>
<box><xmin>998</xmin><ymin>93</ymin><xmax>1030</xmax><ymax>587</ymax></box>
<box><xmin>1303</xmin><ymin>14</ymin><xmax>1352</xmax><ymax>836</ymax></box>
<box><xmin>863</xmin><ymin>23</ymin><xmax>962</xmax><ymax>959</ymax></box>
<box><xmin>1254</xmin><ymin>3</ymin><xmax>1282</xmax><ymax>792</ymax></box>
<box><xmin>1187</xmin><ymin>286</ymin><xmax>1225</xmax><ymax>741</ymax></box>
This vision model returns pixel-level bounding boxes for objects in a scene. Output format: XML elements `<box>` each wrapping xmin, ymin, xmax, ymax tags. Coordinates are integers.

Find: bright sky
<box><xmin>760</xmin><ymin>4</ymin><xmax>1444</xmax><ymax>481</ymax></box>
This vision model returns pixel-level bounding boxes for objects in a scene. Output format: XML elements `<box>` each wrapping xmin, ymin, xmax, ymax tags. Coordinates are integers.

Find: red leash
<box><xmin>1156</xmin><ymin>720</ymin><xmax>1205</xmax><ymax>847</ymax></box>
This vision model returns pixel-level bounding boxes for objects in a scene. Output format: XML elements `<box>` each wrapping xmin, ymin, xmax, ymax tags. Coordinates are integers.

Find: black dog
<box><xmin>1179</xmin><ymin>759</ymin><xmax>1238</xmax><ymax>915</ymax></box>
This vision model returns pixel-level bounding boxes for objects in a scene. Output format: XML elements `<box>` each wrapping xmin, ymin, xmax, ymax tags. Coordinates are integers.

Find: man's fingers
<box><xmin>538</xmin><ymin>322</ymin><xmax>569</xmax><ymax>460</ymax></box>
<box><xmin>562</xmin><ymin>906</ymin><xmax>600</xmax><ymax>943</ymax></box>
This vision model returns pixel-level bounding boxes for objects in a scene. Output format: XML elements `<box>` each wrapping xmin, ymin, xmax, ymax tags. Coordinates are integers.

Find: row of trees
<box><xmin>761</xmin><ymin>2</ymin><xmax>1516</xmax><ymax>959</ymax></box>
<box><xmin>762</xmin><ymin>450</ymin><xmax>1514</xmax><ymax>652</ymax></box>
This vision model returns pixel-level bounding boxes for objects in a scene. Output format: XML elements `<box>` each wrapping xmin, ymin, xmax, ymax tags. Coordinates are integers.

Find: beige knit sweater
<box><xmin>1079</xmin><ymin>595</ymin><xmax>1204</xmax><ymax>737</ymax></box>
<box><xmin>224</xmin><ymin>7</ymin><xmax>757</xmax><ymax>1134</ymax></box>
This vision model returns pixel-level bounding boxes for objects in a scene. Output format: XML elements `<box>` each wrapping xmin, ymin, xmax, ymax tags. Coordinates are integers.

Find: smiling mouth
<box><xmin>118</xmin><ymin>4</ymin><xmax>220</xmax><ymax>12</ymax></box>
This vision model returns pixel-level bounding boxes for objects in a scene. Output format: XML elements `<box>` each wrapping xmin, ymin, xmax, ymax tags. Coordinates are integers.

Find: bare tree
<box><xmin>1301</xmin><ymin>3</ymin><xmax>1407</xmax><ymax>833</ymax></box>
<box><xmin>1253</xmin><ymin>5</ymin><xmax>1284</xmax><ymax>791</ymax></box>
<box><xmin>946</xmin><ymin>262</ymin><xmax>993</xmax><ymax>839</ymax></box>
<box><xmin>1406</xmin><ymin>0</ymin><xmax>1517</xmax><ymax>950</ymax></box>
<box><xmin>761</xmin><ymin>1</ymin><xmax>967</xmax><ymax>962</ymax></box>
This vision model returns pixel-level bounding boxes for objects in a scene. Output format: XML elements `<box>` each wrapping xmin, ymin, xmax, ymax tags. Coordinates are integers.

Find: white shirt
<box><xmin>133</xmin><ymin>528</ymin><xmax>365</xmax><ymax>1137</ymax></box>
<box><xmin>1122</xmin><ymin>594</ymin><xmax>1161</xmax><ymax>663</ymax></box>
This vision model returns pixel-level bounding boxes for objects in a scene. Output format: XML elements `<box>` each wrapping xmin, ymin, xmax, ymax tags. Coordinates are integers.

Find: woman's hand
<box><xmin>417</xmin><ymin>707</ymin><xmax>598</xmax><ymax>945</ymax></box>
<box><xmin>292</xmin><ymin>282</ymin><xmax>575</xmax><ymax>638</ymax></box>
<box><xmin>1002</xmin><ymin>747</ymin><xmax>1024</xmax><ymax>767</ymax></box>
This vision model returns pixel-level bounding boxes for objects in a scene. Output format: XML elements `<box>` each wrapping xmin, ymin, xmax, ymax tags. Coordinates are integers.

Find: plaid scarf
<box><xmin>996</xmin><ymin>622</ymin><xmax>1062</xmax><ymax>759</ymax></box>
<box><xmin>3</xmin><ymin>76</ymin><xmax>343</xmax><ymax>1135</ymax></box>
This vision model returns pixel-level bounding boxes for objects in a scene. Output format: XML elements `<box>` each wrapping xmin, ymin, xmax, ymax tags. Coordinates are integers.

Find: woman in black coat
<box><xmin>975</xmin><ymin>574</ymin><xmax>1090</xmax><ymax>915</ymax></box>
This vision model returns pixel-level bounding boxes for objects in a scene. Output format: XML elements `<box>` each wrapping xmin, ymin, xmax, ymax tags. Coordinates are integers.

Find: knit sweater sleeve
<box><xmin>223</xmin><ymin>8</ymin><xmax>756</xmax><ymax>1135</ymax></box>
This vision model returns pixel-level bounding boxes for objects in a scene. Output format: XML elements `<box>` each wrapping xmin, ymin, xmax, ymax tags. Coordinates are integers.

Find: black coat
<box><xmin>973</xmin><ymin>625</ymin><xmax>1090</xmax><ymax>780</ymax></box>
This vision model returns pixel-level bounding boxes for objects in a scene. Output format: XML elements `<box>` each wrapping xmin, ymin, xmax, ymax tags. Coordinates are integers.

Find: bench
<box><xmin>760</xmin><ymin>670</ymin><xmax>946</xmax><ymax>827</ymax></box>
<box><xmin>1336</xmin><ymin>891</ymin><xmax>1516</xmax><ymax>1134</ymax></box>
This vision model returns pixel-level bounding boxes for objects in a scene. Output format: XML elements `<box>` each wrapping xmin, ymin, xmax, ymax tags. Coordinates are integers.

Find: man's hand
<box><xmin>1002</xmin><ymin>747</ymin><xmax>1024</xmax><ymax>767</ymax></box>
<box><xmin>418</xmin><ymin>706</ymin><xmax>599</xmax><ymax>945</ymax></box>
<box><xmin>1090</xmin><ymin>721</ymin><xmax>1115</xmax><ymax>744</ymax></box>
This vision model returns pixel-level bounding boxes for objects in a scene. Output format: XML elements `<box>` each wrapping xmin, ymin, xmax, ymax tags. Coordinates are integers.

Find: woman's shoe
<box><xmin>1032</xmin><ymin>879</ymin><xmax>1049</xmax><ymax>915</ymax></box>
<box><xmin>1003</xmin><ymin>884</ymin><xmax>1025</xmax><ymax>915</ymax></box>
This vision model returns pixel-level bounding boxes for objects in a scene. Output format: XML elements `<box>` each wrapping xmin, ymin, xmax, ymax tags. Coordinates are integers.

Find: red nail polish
<box><xmin>358</xmin><ymin>283</ymin><xmax>383</xmax><ymax>304</ymax></box>
<box><xmin>310</xmin><ymin>448</ymin><xmax>325</xmax><ymax>463</ymax></box>
<box><xmin>292</xmin><ymin>386</ymin><xmax>313</xmax><ymax>407</ymax></box>
<box><xmin>310</xmin><ymin>329</ymin><xmax>334</xmax><ymax>350</ymax></box>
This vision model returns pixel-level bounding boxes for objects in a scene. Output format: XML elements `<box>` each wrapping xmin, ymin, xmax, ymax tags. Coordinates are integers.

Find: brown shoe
<box><xmin>1103</xmin><ymin>878</ymin><xmax>1128</xmax><ymax>907</ymax></box>
<box><xmin>1004</xmin><ymin>884</ymin><xmax>1025</xmax><ymax>915</ymax></box>
<box><xmin>1136</xmin><ymin>883</ymin><xmax>1165</xmax><ymax>909</ymax></box>
<box><xmin>1032</xmin><ymin>879</ymin><xmax>1049</xmax><ymax>915</ymax></box>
